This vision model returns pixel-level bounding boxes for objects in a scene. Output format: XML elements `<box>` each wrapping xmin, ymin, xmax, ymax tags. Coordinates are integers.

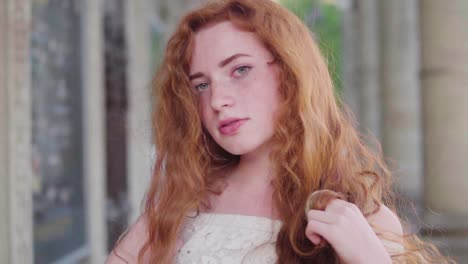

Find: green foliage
<box><xmin>281</xmin><ymin>0</ymin><xmax>315</xmax><ymax>21</ymax></box>
<box><xmin>280</xmin><ymin>0</ymin><xmax>343</xmax><ymax>96</ymax></box>
<box><xmin>150</xmin><ymin>29</ymin><xmax>165</xmax><ymax>71</ymax></box>
<box><xmin>313</xmin><ymin>4</ymin><xmax>343</xmax><ymax>96</ymax></box>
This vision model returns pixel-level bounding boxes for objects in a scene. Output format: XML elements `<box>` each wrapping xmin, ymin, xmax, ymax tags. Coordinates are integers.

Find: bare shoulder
<box><xmin>367</xmin><ymin>204</ymin><xmax>403</xmax><ymax>236</ymax></box>
<box><xmin>105</xmin><ymin>214</ymin><xmax>149</xmax><ymax>264</ymax></box>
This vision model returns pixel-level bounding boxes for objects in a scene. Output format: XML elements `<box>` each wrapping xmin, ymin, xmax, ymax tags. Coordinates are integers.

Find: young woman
<box><xmin>106</xmin><ymin>0</ymin><xmax>454</xmax><ymax>263</ymax></box>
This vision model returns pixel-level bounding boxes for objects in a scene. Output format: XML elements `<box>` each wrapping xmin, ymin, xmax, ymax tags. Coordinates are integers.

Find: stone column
<box><xmin>125</xmin><ymin>0</ymin><xmax>153</xmax><ymax>224</ymax></box>
<box><xmin>0</xmin><ymin>0</ymin><xmax>33</xmax><ymax>263</ymax></box>
<box><xmin>342</xmin><ymin>0</ymin><xmax>361</xmax><ymax>118</ymax></box>
<box><xmin>82</xmin><ymin>0</ymin><xmax>107</xmax><ymax>261</ymax></box>
<box><xmin>421</xmin><ymin>0</ymin><xmax>468</xmax><ymax>260</ymax></box>
<box><xmin>356</xmin><ymin>0</ymin><xmax>381</xmax><ymax>139</ymax></box>
<box><xmin>380</xmin><ymin>0</ymin><xmax>422</xmax><ymax>205</ymax></box>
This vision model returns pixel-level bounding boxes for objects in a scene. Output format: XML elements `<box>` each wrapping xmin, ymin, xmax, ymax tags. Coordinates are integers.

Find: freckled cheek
<box><xmin>197</xmin><ymin>100</ymin><xmax>204</xmax><ymax>115</ymax></box>
<box><xmin>198</xmin><ymin>99</ymin><xmax>214</xmax><ymax>130</ymax></box>
<box><xmin>197</xmin><ymin>94</ymin><xmax>210</xmax><ymax>112</ymax></box>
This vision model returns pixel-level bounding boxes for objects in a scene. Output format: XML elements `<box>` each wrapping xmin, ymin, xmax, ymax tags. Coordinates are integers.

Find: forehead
<box><xmin>190</xmin><ymin>21</ymin><xmax>272</xmax><ymax>71</ymax></box>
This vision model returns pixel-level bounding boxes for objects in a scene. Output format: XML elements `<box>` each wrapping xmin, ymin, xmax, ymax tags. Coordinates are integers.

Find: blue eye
<box><xmin>195</xmin><ymin>83</ymin><xmax>209</xmax><ymax>92</ymax></box>
<box><xmin>234</xmin><ymin>66</ymin><xmax>252</xmax><ymax>77</ymax></box>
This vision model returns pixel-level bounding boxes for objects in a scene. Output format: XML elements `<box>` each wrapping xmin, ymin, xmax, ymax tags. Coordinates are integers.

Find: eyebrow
<box><xmin>219</xmin><ymin>53</ymin><xmax>251</xmax><ymax>67</ymax></box>
<box><xmin>189</xmin><ymin>53</ymin><xmax>251</xmax><ymax>80</ymax></box>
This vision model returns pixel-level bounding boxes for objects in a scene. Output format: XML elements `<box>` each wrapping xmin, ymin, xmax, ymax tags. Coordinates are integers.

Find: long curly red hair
<box><xmin>132</xmin><ymin>0</ymin><xmax>454</xmax><ymax>263</ymax></box>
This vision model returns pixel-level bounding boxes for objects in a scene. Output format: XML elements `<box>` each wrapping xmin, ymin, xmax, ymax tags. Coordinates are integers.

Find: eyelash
<box><xmin>195</xmin><ymin>83</ymin><xmax>209</xmax><ymax>92</ymax></box>
<box><xmin>233</xmin><ymin>65</ymin><xmax>252</xmax><ymax>77</ymax></box>
<box><xmin>193</xmin><ymin>65</ymin><xmax>253</xmax><ymax>92</ymax></box>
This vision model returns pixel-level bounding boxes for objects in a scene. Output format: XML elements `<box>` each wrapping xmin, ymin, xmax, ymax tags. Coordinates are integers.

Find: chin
<box><xmin>220</xmin><ymin>145</ymin><xmax>251</xmax><ymax>156</ymax></box>
<box><xmin>218</xmin><ymin>140</ymin><xmax>267</xmax><ymax>156</ymax></box>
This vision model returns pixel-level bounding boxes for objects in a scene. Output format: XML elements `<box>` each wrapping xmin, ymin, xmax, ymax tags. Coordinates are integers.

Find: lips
<box><xmin>218</xmin><ymin>118</ymin><xmax>248</xmax><ymax>135</ymax></box>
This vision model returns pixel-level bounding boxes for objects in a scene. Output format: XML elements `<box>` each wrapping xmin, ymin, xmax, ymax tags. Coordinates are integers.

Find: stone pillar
<box><xmin>82</xmin><ymin>0</ymin><xmax>107</xmax><ymax>261</ymax></box>
<box><xmin>356</xmin><ymin>0</ymin><xmax>381</xmax><ymax>139</ymax></box>
<box><xmin>342</xmin><ymin>0</ymin><xmax>360</xmax><ymax>118</ymax></box>
<box><xmin>421</xmin><ymin>0</ymin><xmax>468</xmax><ymax>260</ymax></box>
<box><xmin>125</xmin><ymin>0</ymin><xmax>153</xmax><ymax>224</ymax></box>
<box><xmin>380</xmin><ymin>0</ymin><xmax>422</xmax><ymax>205</ymax></box>
<box><xmin>0</xmin><ymin>0</ymin><xmax>33</xmax><ymax>263</ymax></box>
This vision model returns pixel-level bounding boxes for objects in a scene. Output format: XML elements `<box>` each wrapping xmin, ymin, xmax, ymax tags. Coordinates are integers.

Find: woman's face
<box><xmin>189</xmin><ymin>21</ymin><xmax>280</xmax><ymax>155</ymax></box>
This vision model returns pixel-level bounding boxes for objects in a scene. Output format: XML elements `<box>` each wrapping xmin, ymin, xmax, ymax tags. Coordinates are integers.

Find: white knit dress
<box><xmin>175</xmin><ymin>213</ymin><xmax>281</xmax><ymax>264</ymax></box>
<box><xmin>174</xmin><ymin>213</ymin><xmax>404</xmax><ymax>264</ymax></box>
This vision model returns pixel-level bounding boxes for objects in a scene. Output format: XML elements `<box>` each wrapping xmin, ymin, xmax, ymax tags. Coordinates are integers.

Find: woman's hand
<box><xmin>305</xmin><ymin>199</ymin><xmax>392</xmax><ymax>264</ymax></box>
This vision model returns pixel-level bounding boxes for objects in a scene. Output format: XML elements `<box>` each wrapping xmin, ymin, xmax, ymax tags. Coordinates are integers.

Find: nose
<box><xmin>210</xmin><ymin>79</ymin><xmax>235</xmax><ymax>111</ymax></box>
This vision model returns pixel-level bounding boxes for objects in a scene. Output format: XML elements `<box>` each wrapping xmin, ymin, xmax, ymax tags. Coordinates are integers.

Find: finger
<box><xmin>325</xmin><ymin>199</ymin><xmax>357</xmax><ymax>215</ymax></box>
<box><xmin>306</xmin><ymin>218</ymin><xmax>334</xmax><ymax>243</ymax></box>
<box><xmin>307</xmin><ymin>233</ymin><xmax>322</xmax><ymax>245</ymax></box>
<box><xmin>305</xmin><ymin>190</ymin><xmax>345</xmax><ymax>212</ymax></box>
<box><xmin>329</xmin><ymin>199</ymin><xmax>356</xmax><ymax>209</ymax></box>
<box><xmin>305</xmin><ymin>225</ymin><xmax>322</xmax><ymax>245</ymax></box>
<box><xmin>307</xmin><ymin>209</ymin><xmax>335</xmax><ymax>224</ymax></box>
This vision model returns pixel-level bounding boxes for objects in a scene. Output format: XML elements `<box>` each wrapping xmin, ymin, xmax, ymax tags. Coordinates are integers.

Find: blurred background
<box><xmin>1</xmin><ymin>0</ymin><xmax>467</xmax><ymax>263</ymax></box>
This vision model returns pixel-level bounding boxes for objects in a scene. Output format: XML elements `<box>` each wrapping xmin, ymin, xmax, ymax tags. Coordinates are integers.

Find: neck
<box><xmin>229</xmin><ymin>143</ymin><xmax>275</xmax><ymax>189</ymax></box>
<box><xmin>207</xmin><ymin>143</ymin><xmax>279</xmax><ymax>219</ymax></box>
